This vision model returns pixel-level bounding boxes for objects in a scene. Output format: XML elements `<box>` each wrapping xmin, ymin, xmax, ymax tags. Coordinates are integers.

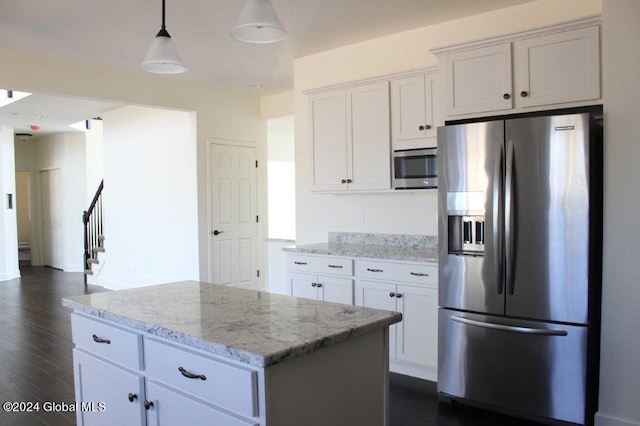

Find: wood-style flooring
<box><xmin>0</xmin><ymin>267</ymin><xmax>542</xmax><ymax>426</ymax></box>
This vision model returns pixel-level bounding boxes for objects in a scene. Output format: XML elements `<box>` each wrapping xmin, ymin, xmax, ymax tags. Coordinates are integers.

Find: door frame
<box><xmin>206</xmin><ymin>138</ymin><xmax>266</xmax><ymax>288</ymax></box>
<box><xmin>39</xmin><ymin>167</ymin><xmax>64</xmax><ymax>269</ymax></box>
<box><xmin>15</xmin><ymin>168</ymin><xmax>37</xmax><ymax>267</ymax></box>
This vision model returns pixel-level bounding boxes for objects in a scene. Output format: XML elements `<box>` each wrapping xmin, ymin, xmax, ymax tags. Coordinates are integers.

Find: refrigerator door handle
<box><xmin>505</xmin><ymin>139</ymin><xmax>516</xmax><ymax>295</ymax></box>
<box><xmin>494</xmin><ymin>142</ymin><xmax>505</xmax><ymax>295</ymax></box>
<box><xmin>451</xmin><ymin>315</ymin><xmax>568</xmax><ymax>336</ymax></box>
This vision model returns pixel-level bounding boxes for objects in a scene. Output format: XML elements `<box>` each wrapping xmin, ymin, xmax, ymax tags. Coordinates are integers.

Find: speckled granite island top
<box><xmin>62</xmin><ymin>281</ymin><xmax>402</xmax><ymax>368</ymax></box>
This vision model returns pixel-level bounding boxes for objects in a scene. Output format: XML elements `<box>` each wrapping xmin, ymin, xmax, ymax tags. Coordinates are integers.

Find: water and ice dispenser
<box><xmin>447</xmin><ymin>192</ymin><xmax>486</xmax><ymax>256</ymax></box>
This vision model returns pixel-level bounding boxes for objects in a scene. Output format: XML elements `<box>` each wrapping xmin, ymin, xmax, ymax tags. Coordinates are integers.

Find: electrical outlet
<box><xmin>357</xmin><ymin>211</ymin><xmax>365</xmax><ymax>225</ymax></box>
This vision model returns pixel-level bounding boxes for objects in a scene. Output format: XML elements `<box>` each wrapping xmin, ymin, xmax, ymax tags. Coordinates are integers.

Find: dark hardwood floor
<box><xmin>0</xmin><ymin>267</ymin><xmax>542</xmax><ymax>426</ymax></box>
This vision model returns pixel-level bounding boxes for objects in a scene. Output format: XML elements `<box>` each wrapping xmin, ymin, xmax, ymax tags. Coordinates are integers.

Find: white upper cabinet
<box><xmin>434</xmin><ymin>18</ymin><xmax>602</xmax><ymax>120</ymax></box>
<box><xmin>514</xmin><ymin>25</ymin><xmax>600</xmax><ymax>108</ymax></box>
<box><xmin>310</xmin><ymin>90</ymin><xmax>348</xmax><ymax>192</ymax></box>
<box><xmin>390</xmin><ymin>72</ymin><xmax>442</xmax><ymax>150</ymax></box>
<box><xmin>309</xmin><ymin>82</ymin><xmax>390</xmax><ymax>192</ymax></box>
<box><xmin>443</xmin><ymin>43</ymin><xmax>513</xmax><ymax>117</ymax></box>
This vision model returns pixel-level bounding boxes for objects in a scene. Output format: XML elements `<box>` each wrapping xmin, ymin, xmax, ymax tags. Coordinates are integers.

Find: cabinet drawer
<box><xmin>287</xmin><ymin>255</ymin><xmax>317</xmax><ymax>272</ymax></box>
<box><xmin>288</xmin><ymin>254</ymin><xmax>353</xmax><ymax>276</ymax></box>
<box><xmin>144</xmin><ymin>338</ymin><xmax>259</xmax><ymax>418</ymax></box>
<box><xmin>71</xmin><ymin>314</ymin><xmax>143</xmax><ymax>370</ymax></box>
<box><xmin>355</xmin><ymin>260</ymin><xmax>437</xmax><ymax>285</ymax></box>
<box><xmin>314</xmin><ymin>257</ymin><xmax>353</xmax><ymax>276</ymax></box>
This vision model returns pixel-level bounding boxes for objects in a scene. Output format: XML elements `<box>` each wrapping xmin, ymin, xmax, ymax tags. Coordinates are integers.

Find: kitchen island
<box><xmin>63</xmin><ymin>281</ymin><xmax>402</xmax><ymax>426</ymax></box>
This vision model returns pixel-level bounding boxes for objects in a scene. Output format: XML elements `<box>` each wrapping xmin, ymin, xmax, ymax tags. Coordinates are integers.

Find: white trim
<box><xmin>431</xmin><ymin>15</ymin><xmax>601</xmax><ymax>56</ymax></box>
<box><xmin>92</xmin><ymin>276</ymin><xmax>130</xmax><ymax>291</ymax></box>
<box><xmin>390</xmin><ymin>359</ymin><xmax>437</xmax><ymax>381</ymax></box>
<box><xmin>595</xmin><ymin>413</ymin><xmax>640</xmax><ymax>426</ymax></box>
<box><xmin>0</xmin><ymin>270</ymin><xmax>21</xmax><ymax>282</ymax></box>
<box><xmin>63</xmin><ymin>263</ymin><xmax>84</xmax><ymax>273</ymax></box>
<box><xmin>303</xmin><ymin>67</ymin><xmax>438</xmax><ymax>96</ymax></box>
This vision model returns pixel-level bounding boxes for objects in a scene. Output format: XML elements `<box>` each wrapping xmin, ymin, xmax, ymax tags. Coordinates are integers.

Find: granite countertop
<box><xmin>63</xmin><ymin>281</ymin><xmax>401</xmax><ymax>368</ymax></box>
<box><xmin>282</xmin><ymin>242</ymin><xmax>438</xmax><ymax>263</ymax></box>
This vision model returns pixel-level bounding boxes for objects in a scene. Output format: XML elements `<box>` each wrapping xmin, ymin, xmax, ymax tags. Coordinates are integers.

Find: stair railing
<box><xmin>83</xmin><ymin>180</ymin><xmax>104</xmax><ymax>285</ymax></box>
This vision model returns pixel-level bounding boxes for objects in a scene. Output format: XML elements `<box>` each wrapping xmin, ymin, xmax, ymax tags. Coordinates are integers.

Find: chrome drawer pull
<box><xmin>328</xmin><ymin>265</ymin><xmax>343</xmax><ymax>268</ymax></box>
<box><xmin>367</xmin><ymin>268</ymin><xmax>383</xmax><ymax>273</ymax></box>
<box><xmin>178</xmin><ymin>366</ymin><xmax>207</xmax><ymax>381</ymax></box>
<box><xmin>410</xmin><ymin>272</ymin><xmax>429</xmax><ymax>277</ymax></box>
<box><xmin>293</xmin><ymin>261</ymin><xmax>307</xmax><ymax>265</ymax></box>
<box><xmin>92</xmin><ymin>334</ymin><xmax>111</xmax><ymax>344</ymax></box>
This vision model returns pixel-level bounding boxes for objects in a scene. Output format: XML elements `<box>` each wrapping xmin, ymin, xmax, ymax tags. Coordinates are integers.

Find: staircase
<box><xmin>83</xmin><ymin>180</ymin><xmax>104</xmax><ymax>286</ymax></box>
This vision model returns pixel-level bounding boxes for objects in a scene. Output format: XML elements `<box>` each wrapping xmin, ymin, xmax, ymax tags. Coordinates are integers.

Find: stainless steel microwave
<box><xmin>392</xmin><ymin>148</ymin><xmax>438</xmax><ymax>189</ymax></box>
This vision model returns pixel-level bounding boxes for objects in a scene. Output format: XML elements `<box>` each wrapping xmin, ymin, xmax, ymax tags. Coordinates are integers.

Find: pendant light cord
<box><xmin>161</xmin><ymin>0</ymin><xmax>166</xmax><ymax>30</ymax></box>
<box><xmin>156</xmin><ymin>0</ymin><xmax>171</xmax><ymax>37</ymax></box>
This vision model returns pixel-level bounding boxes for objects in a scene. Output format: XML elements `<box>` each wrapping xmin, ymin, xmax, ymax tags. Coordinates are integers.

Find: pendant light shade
<box><xmin>141</xmin><ymin>0</ymin><xmax>187</xmax><ymax>74</ymax></box>
<box><xmin>231</xmin><ymin>0</ymin><xmax>288</xmax><ymax>44</ymax></box>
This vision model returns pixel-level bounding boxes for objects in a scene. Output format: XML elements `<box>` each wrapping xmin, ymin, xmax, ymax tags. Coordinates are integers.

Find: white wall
<box><xmin>0</xmin><ymin>50</ymin><xmax>265</xmax><ymax>284</ymax></box>
<box><xmin>95</xmin><ymin>105</ymin><xmax>199</xmax><ymax>289</ymax></box>
<box><xmin>293</xmin><ymin>0</ymin><xmax>602</xmax><ymax>244</ymax></box>
<box><xmin>0</xmin><ymin>125</ymin><xmax>19</xmax><ymax>280</ymax></box>
<box><xmin>15</xmin><ymin>171</ymin><xmax>30</xmax><ymax>244</ymax></box>
<box><xmin>14</xmin><ymin>132</ymin><xmax>88</xmax><ymax>271</ymax></box>
<box><xmin>597</xmin><ymin>2</ymin><xmax>640</xmax><ymax>425</ymax></box>
<box><xmin>85</xmin><ymin>119</ymin><xmax>104</xmax><ymax>200</ymax></box>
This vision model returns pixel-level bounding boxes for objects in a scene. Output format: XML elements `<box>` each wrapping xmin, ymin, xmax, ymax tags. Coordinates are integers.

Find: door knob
<box><xmin>212</xmin><ymin>230</ymin><xmax>223</xmax><ymax>236</ymax></box>
<box><xmin>128</xmin><ymin>393</ymin><xmax>137</xmax><ymax>402</ymax></box>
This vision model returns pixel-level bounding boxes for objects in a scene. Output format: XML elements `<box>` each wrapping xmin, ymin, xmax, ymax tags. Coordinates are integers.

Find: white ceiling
<box><xmin>0</xmin><ymin>92</ymin><xmax>122</xmax><ymax>138</ymax></box>
<box><xmin>0</xmin><ymin>0</ymin><xmax>535</xmax><ymax>136</ymax></box>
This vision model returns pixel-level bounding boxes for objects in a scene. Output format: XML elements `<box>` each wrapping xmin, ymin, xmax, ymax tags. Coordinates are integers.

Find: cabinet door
<box><xmin>145</xmin><ymin>381</ymin><xmax>258</xmax><ymax>426</ymax></box>
<box><xmin>444</xmin><ymin>43</ymin><xmax>513</xmax><ymax>116</ymax></box>
<box><xmin>318</xmin><ymin>275</ymin><xmax>353</xmax><ymax>305</ymax></box>
<box><xmin>391</xmin><ymin>75</ymin><xmax>427</xmax><ymax>145</ymax></box>
<box><xmin>289</xmin><ymin>272</ymin><xmax>319</xmax><ymax>300</ymax></box>
<box><xmin>354</xmin><ymin>280</ymin><xmax>398</xmax><ymax>358</ymax></box>
<box><xmin>73</xmin><ymin>350</ymin><xmax>145</xmax><ymax>426</ymax></box>
<box><xmin>424</xmin><ymin>73</ymin><xmax>439</xmax><ymax>140</ymax></box>
<box><xmin>310</xmin><ymin>90</ymin><xmax>348</xmax><ymax>191</ymax></box>
<box><xmin>395</xmin><ymin>285</ymin><xmax>438</xmax><ymax>368</ymax></box>
<box><xmin>515</xmin><ymin>25</ymin><xmax>600</xmax><ymax>108</ymax></box>
<box><xmin>346</xmin><ymin>82</ymin><xmax>391</xmax><ymax>191</ymax></box>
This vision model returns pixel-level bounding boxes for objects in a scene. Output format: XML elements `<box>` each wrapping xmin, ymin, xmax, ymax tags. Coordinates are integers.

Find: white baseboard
<box><xmin>64</xmin><ymin>263</ymin><xmax>84</xmax><ymax>273</ymax></box>
<box><xmin>596</xmin><ymin>413</ymin><xmax>640</xmax><ymax>426</ymax></box>
<box><xmin>389</xmin><ymin>359</ymin><xmax>437</xmax><ymax>382</ymax></box>
<box><xmin>0</xmin><ymin>270</ymin><xmax>21</xmax><ymax>282</ymax></box>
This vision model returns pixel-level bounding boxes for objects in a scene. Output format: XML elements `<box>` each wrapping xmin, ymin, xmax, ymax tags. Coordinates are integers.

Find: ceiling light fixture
<box><xmin>15</xmin><ymin>133</ymin><xmax>33</xmax><ymax>142</ymax></box>
<box><xmin>231</xmin><ymin>0</ymin><xmax>288</xmax><ymax>44</ymax></box>
<box><xmin>140</xmin><ymin>0</ymin><xmax>187</xmax><ymax>74</ymax></box>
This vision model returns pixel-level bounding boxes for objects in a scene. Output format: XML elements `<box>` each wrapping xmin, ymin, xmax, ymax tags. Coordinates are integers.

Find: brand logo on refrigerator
<box><xmin>554</xmin><ymin>126</ymin><xmax>575</xmax><ymax>131</ymax></box>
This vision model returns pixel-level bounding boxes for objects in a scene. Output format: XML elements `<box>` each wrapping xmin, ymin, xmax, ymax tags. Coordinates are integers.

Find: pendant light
<box><xmin>141</xmin><ymin>0</ymin><xmax>187</xmax><ymax>74</ymax></box>
<box><xmin>231</xmin><ymin>0</ymin><xmax>288</xmax><ymax>44</ymax></box>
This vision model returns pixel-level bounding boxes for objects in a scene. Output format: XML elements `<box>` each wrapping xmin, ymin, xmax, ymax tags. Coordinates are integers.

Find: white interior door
<box><xmin>210</xmin><ymin>144</ymin><xmax>258</xmax><ymax>288</ymax></box>
<box><xmin>40</xmin><ymin>169</ymin><xmax>63</xmax><ymax>270</ymax></box>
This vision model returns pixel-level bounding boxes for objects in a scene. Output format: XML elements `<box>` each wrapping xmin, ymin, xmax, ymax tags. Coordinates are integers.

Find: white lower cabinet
<box><xmin>145</xmin><ymin>381</ymin><xmax>258</xmax><ymax>426</ymax></box>
<box><xmin>73</xmin><ymin>349</ymin><xmax>145</xmax><ymax>426</ymax></box>
<box><xmin>71</xmin><ymin>311</ymin><xmax>390</xmax><ymax>426</ymax></box>
<box><xmin>71</xmin><ymin>314</ymin><xmax>262</xmax><ymax>426</ymax></box>
<box><xmin>290</xmin><ymin>272</ymin><xmax>353</xmax><ymax>305</ymax></box>
<box><xmin>355</xmin><ymin>279</ymin><xmax>438</xmax><ymax>380</ymax></box>
<box><xmin>287</xmin><ymin>253</ymin><xmax>438</xmax><ymax>381</ymax></box>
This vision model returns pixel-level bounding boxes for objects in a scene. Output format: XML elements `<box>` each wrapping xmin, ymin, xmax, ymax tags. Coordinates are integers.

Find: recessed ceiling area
<box><xmin>0</xmin><ymin>90</ymin><xmax>123</xmax><ymax>138</ymax></box>
<box><xmin>0</xmin><ymin>0</ymin><xmax>537</xmax><ymax>95</ymax></box>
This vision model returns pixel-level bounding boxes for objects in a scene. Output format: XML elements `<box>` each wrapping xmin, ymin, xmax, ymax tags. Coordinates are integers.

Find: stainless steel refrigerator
<box><xmin>437</xmin><ymin>112</ymin><xmax>602</xmax><ymax>426</ymax></box>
